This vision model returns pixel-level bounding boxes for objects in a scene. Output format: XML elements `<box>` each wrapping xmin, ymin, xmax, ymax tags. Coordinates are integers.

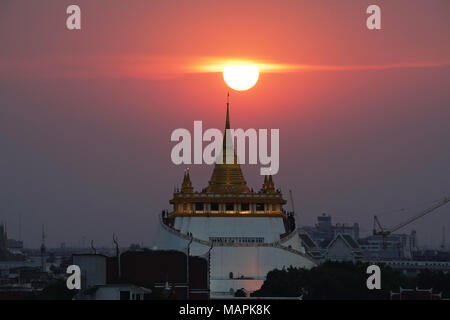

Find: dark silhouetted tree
<box><xmin>252</xmin><ymin>261</ymin><xmax>413</xmax><ymax>300</ymax></box>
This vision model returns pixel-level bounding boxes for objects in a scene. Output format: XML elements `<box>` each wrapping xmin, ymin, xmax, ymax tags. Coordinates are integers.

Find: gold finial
<box><xmin>206</xmin><ymin>96</ymin><xmax>249</xmax><ymax>194</ymax></box>
<box><xmin>261</xmin><ymin>174</ymin><xmax>275</xmax><ymax>193</ymax></box>
<box><xmin>223</xmin><ymin>92</ymin><xmax>231</xmax><ymax>150</ymax></box>
<box><xmin>181</xmin><ymin>168</ymin><xmax>193</xmax><ymax>193</ymax></box>
<box><xmin>225</xmin><ymin>92</ymin><xmax>230</xmax><ymax>130</ymax></box>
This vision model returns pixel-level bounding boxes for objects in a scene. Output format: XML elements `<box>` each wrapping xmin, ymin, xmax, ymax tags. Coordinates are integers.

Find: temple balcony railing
<box><xmin>159</xmin><ymin>213</ymin><xmax>317</xmax><ymax>264</ymax></box>
<box><xmin>173</xmin><ymin>192</ymin><xmax>284</xmax><ymax>199</ymax></box>
<box><xmin>160</xmin><ymin>213</ymin><xmax>210</xmax><ymax>246</ymax></box>
<box><xmin>278</xmin><ymin>227</ymin><xmax>298</xmax><ymax>243</ymax></box>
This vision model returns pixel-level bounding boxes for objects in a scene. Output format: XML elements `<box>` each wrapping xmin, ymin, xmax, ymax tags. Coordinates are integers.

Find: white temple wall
<box><xmin>280</xmin><ymin>233</ymin><xmax>305</xmax><ymax>253</ymax></box>
<box><xmin>155</xmin><ymin>218</ymin><xmax>317</xmax><ymax>296</ymax></box>
<box><xmin>210</xmin><ymin>246</ymin><xmax>315</xmax><ymax>280</ymax></box>
<box><xmin>173</xmin><ymin>217</ymin><xmax>286</xmax><ymax>243</ymax></box>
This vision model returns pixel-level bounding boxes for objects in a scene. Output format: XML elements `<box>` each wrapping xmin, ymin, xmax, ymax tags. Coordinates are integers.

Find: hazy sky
<box><xmin>1</xmin><ymin>1</ymin><xmax>449</xmax><ymax>248</ymax></box>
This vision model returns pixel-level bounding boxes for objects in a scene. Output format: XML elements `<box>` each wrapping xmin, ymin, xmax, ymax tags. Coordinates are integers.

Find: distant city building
<box><xmin>390</xmin><ymin>287</ymin><xmax>442</xmax><ymax>300</ymax></box>
<box><xmin>298</xmin><ymin>214</ymin><xmax>360</xmax><ymax>262</ymax></box>
<box><xmin>83</xmin><ymin>283</ymin><xmax>152</xmax><ymax>300</ymax></box>
<box><xmin>40</xmin><ymin>227</ymin><xmax>46</xmax><ymax>272</ymax></box>
<box><xmin>299</xmin><ymin>214</ymin><xmax>360</xmax><ymax>248</ymax></box>
<box><xmin>325</xmin><ymin>233</ymin><xmax>363</xmax><ymax>263</ymax></box>
<box><xmin>412</xmin><ymin>250</ymin><xmax>450</xmax><ymax>262</ymax></box>
<box><xmin>73</xmin><ymin>250</ymin><xmax>209</xmax><ymax>300</ymax></box>
<box><xmin>7</xmin><ymin>239</ymin><xmax>23</xmax><ymax>250</ymax></box>
<box><xmin>298</xmin><ymin>231</ymin><xmax>323</xmax><ymax>260</ymax></box>
<box><xmin>0</xmin><ymin>222</ymin><xmax>25</xmax><ymax>262</ymax></box>
<box><xmin>358</xmin><ymin>232</ymin><xmax>415</xmax><ymax>260</ymax></box>
<box><xmin>298</xmin><ymin>215</ymin><xmax>425</xmax><ymax>263</ymax></box>
<box><xmin>372</xmin><ymin>259</ymin><xmax>450</xmax><ymax>275</ymax></box>
<box><xmin>0</xmin><ymin>223</ymin><xmax>8</xmax><ymax>252</ymax></box>
<box><xmin>0</xmin><ymin>264</ymin><xmax>49</xmax><ymax>299</ymax></box>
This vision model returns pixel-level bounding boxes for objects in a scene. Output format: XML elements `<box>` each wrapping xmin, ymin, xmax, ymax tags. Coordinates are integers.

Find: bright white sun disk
<box><xmin>223</xmin><ymin>65</ymin><xmax>259</xmax><ymax>91</ymax></box>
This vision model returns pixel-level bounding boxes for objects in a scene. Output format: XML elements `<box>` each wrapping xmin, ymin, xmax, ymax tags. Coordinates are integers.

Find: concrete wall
<box><xmin>155</xmin><ymin>219</ymin><xmax>316</xmax><ymax>296</ymax></box>
<box><xmin>173</xmin><ymin>217</ymin><xmax>286</xmax><ymax>243</ymax></box>
<box><xmin>94</xmin><ymin>286</ymin><xmax>121</xmax><ymax>300</ymax></box>
<box><xmin>73</xmin><ymin>255</ymin><xmax>107</xmax><ymax>289</ymax></box>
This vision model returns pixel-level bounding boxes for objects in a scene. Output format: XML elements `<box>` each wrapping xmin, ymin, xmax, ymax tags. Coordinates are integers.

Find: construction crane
<box><xmin>373</xmin><ymin>197</ymin><xmax>450</xmax><ymax>248</ymax></box>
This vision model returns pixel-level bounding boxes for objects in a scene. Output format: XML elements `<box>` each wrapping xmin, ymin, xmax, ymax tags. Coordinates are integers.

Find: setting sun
<box><xmin>223</xmin><ymin>65</ymin><xmax>259</xmax><ymax>91</ymax></box>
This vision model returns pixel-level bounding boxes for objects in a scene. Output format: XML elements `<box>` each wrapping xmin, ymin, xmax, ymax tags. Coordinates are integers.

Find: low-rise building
<box><xmin>298</xmin><ymin>231</ymin><xmax>323</xmax><ymax>260</ymax></box>
<box><xmin>299</xmin><ymin>214</ymin><xmax>360</xmax><ymax>248</ymax></box>
<box><xmin>358</xmin><ymin>233</ymin><xmax>414</xmax><ymax>260</ymax></box>
<box><xmin>73</xmin><ymin>250</ymin><xmax>209</xmax><ymax>300</ymax></box>
<box><xmin>325</xmin><ymin>233</ymin><xmax>363</xmax><ymax>262</ymax></box>
<box><xmin>390</xmin><ymin>287</ymin><xmax>442</xmax><ymax>300</ymax></box>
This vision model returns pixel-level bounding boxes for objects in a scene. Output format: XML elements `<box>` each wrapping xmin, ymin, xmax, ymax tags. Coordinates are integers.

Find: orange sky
<box><xmin>0</xmin><ymin>0</ymin><xmax>449</xmax><ymax>247</ymax></box>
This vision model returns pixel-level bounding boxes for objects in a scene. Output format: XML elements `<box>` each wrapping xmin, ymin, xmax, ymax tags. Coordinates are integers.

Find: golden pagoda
<box><xmin>169</xmin><ymin>97</ymin><xmax>287</xmax><ymax>217</ymax></box>
<box><xmin>158</xmin><ymin>97</ymin><xmax>317</xmax><ymax>299</ymax></box>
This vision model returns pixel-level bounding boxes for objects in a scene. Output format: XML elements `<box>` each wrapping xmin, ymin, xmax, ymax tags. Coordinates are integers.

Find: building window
<box><xmin>195</xmin><ymin>203</ymin><xmax>204</xmax><ymax>211</ymax></box>
<box><xmin>241</xmin><ymin>203</ymin><xmax>250</xmax><ymax>212</ymax></box>
<box><xmin>225</xmin><ymin>203</ymin><xmax>234</xmax><ymax>212</ymax></box>
<box><xmin>256</xmin><ymin>203</ymin><xmax>265</xmax><ymax>211</ymax></box>
<box><xmin>120</xmin><ymin>291</ymin><xmax>130</xmax><ymax>300</ymax></box>
<box><xmin>211</xmin><ymin>203</ymin><xmax>219</xmax><ymax>211</ymax></box>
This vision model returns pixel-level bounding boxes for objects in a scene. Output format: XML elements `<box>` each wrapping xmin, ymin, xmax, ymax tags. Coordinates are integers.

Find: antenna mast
<box><xmin>19</xmin><ymin>214</ymin><xmax>22</xmax><ymax>242</ymax></box>
<box><xmin>289</xmin><ymin>190</ymin><xmax>296</xmax><ymax>213</ymax></box>
<box><xmin>40</xmin><ymin>225</ymin><xmax>46</xmax><ymax>272</ymax></box>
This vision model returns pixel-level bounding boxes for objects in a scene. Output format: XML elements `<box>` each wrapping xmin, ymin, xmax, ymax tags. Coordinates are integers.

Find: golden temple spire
<box><xmin>226</xmin><ymin>92</ymin><xmax>230</xmax><ymax>130</ymax></box>
<box><xmin>181</xmin><ymin>168</ymin><xmax>193</xmax><ymax>193</ymax></box>
<box><xmin>261</xmin><ymin>174</ymin><xmax>275</xmax><ymax>193</ymax></box>
<box><xmin>223</xmin><ymin>92</ymin><xmax>231</xmax><ymax>149</ymax></box>
<box><xmin>267</xmin><ymin>174</ymin><xmax>275</xmax><ymax>193</ymax></box>
<box><xmin>206</xmin><ymin>95</ymin><xmax>250</xmax><ymax>194</ymax></box>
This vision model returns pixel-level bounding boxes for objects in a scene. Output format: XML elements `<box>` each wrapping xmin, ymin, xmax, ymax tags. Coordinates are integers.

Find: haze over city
<box><xmin>1</xmin><ymin>0</ymin><xmax>449</xmax><ymax>248</ymax></box>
